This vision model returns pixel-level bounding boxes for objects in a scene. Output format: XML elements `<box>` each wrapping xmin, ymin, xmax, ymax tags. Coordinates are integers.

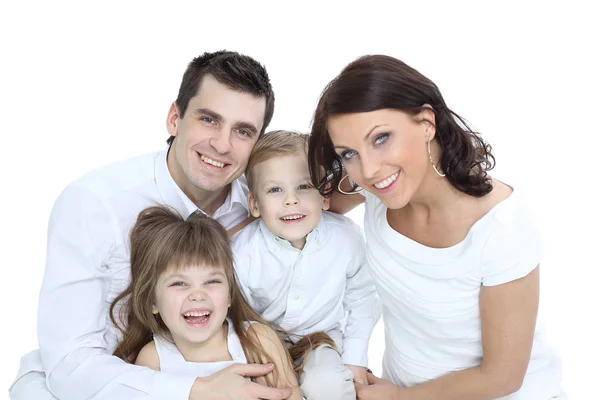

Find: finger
<box><xmin>226</xmin><ymin>362</ymin><xmax>275</xmax><ymax>377</ymax></box>
<box><xmin>250</xmin><ymin>381</ymin><xmax>293</xmax><ymax>400</ymax></box>
<box><xmin>366</xmin><ymin>371</ymin><xmax>381</xmax><ymax>385</ymax></box>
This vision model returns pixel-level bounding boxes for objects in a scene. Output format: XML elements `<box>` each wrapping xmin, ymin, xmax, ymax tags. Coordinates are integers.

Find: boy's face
<box><xmin>248</xmin><ymin>153</ymin><xmax>330</xmax><ymax>249</ymax></box>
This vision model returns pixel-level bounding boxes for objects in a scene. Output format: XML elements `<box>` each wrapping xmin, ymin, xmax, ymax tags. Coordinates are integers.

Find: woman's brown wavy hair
<box><xmin>309</xmin><ymin>54</ymin><xmax>495</xmax><ymax>197</ymax></box>
<box><xmin>110</xmin><ymin>206</ymin><xmax>333</xmax><ymax>387</ymax></box>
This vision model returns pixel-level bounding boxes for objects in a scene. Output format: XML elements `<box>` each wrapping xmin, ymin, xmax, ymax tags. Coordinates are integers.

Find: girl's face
<box><xmin>153</xmin><ymin>264</ymin><xmax>231</xmax><ymax>348</ymax></box>
<box><xmin>327</xmin><ymin>108</ymin><xmax>434</xmax><ymax>210</ymax></box>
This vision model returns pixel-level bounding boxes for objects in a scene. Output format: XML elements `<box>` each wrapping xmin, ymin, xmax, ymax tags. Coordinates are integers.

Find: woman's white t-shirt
<box><xmin>362</xmin><ymin>188</ymin><xmax>563</xmax><ymax>399</ymax></box>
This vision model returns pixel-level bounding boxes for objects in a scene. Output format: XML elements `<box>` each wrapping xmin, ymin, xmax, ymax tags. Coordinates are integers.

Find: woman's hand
<box><xmin>345</xmin><ymin>364</ymin><xmax>369</xmax><ymax>385</ymax></box>
<box><xmin>355</xmin><ymin>371</ymin><xmax>403</xmax><ymax>400</ymax></box>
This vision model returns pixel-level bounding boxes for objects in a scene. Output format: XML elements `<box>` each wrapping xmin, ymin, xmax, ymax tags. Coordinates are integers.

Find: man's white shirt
<box><xmin>12</xmin><ymin>149</ymin><xmax>250</xmax><ymax>400</ymax></box>
<box><xmin>232</xmin><ymin>212</ymin><xmax>381</xmax><ymax>367</ymax></box>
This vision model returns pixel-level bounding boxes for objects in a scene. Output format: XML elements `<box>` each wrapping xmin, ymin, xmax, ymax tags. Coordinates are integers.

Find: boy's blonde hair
<box><xmin>245</xmin><ymin>130</ymin><xmax>309</xmax><ymax>192</ymax></box>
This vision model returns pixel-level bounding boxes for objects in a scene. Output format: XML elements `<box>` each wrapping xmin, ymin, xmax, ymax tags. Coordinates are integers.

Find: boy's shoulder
<box><xmin>320</xmin><ymin>211</ymin><xmax>364</xmax><ymax>241</ymax></box>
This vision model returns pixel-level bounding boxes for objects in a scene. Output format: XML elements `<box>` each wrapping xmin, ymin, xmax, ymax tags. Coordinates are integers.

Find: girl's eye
<box><xmin>341</xmin><ymin>150</ymin><xmax>357</xmax><ymax>160</ymax></box>
<box><xmin>171</xmin><ymin>281</ymin><xmax>187</xmax><ymax>287</ymax></box>
<box><xmin>374</xmin><ymin>133</ymin><xmax>389</xmax><ymax>145</ymax></box>
<box><xmin>206</xmin><ymin>279</ymin><xmax>222</xmax><ymax>285</ymax></box>
<box><xmin>267</xmin><ymin>187</ymin><xmax>282</xmax><ymax>193</ymax></box>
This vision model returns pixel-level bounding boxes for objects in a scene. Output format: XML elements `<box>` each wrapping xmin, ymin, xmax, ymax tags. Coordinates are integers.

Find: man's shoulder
<box><xmin>68</xmin><ymin>150</ymin><xmax>162</xmax><ymax>198</ymax></box>
<box><xmin>231</xmin><ymin>218</ymin><xmax>262</xmax><ymax>251</ymax></box>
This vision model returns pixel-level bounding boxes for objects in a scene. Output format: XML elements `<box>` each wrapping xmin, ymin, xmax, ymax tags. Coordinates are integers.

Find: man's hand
<box><xmin>345</xmin><ymin>364</ymin><xmax>369</xmax><ymax>385</ymax></box>
<box><xmin>190</xmin><ymin>363</ymin><xmax>293</xmax><ymax>400</ymax></box>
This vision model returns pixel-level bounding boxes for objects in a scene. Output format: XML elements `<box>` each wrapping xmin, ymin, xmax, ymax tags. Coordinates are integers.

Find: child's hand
<box><xmin>344</xmin><ymin>364</ymin><xmax>369</xmax><ymax>385</ymax></box>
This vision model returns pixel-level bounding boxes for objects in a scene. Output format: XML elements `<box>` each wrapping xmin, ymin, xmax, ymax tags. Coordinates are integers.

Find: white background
<box><xmin>1</xmin><ymin>1</ymin><xmax>598</xmax><ymax>398</ymax></box>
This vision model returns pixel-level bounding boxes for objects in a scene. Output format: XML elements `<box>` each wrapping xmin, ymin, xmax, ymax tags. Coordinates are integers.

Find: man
<box><xmin>9</xmin><ymin>50</ymin><xmax>292</xmax><ymax>400</ymax></box>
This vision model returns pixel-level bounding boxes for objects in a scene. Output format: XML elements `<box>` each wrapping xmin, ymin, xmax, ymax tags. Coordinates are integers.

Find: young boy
<box><xmin>232</xmin><ymin>130</ymin><xmax>381</xmax><ymax>400</ymax></box>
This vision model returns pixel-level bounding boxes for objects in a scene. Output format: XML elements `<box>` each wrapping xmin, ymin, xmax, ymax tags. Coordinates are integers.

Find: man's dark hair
<box><xmin>167</xmin><ymin>50</ymin><xmax>275</xmax><ymax>145</ymax></box>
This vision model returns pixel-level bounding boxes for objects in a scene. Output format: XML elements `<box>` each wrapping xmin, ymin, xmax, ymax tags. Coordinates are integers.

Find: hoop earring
<box><xmin>428</xmin><ymin>139</ymin><xmax>446</xmax><ymax>177</ymax></box>
<box><xmin>337</xmin><ymin>174</ymin><xmax>363</xmax><ymax>195</ymax></box>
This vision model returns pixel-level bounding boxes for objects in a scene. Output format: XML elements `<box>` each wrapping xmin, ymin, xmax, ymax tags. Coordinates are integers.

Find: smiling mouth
<box><xmin>182</xmin><ymin>310</ymin><xmax>211</xmax><ymax>325</ymax></box>
<box><xmin>199</xmin><ymin>153</ymin><xmax>227</xmax><ymax>168</ymax></box>
<box><xmin>280</xmin><ymin>214</ymin><xmax>306</xmax><ymax>223</ymax></box>
<box><xmin>374</xmin><ymin>171</ymin><xmax>400</xmax><ymax>189</ymax></box>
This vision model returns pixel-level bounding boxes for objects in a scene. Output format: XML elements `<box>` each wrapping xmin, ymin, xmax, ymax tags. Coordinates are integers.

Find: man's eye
<box><xmin>201</xmin><ymin>117</ymin><xmax>215</xmax><ymax>124</ymax></box>
<box><xmin>236</xmin><ymin>129</ymin><xmax>250</xmax><ymax>137</ymax></box>
<box><xmin>268</xmin><ymin>187</ymin><xmax>282</xmax><ymax>193</ymax></box>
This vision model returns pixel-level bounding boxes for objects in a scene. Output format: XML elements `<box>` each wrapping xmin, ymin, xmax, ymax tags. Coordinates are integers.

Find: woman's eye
<box><xmin>341</xmin><ymin>150</ymin><xmax>357</xmax><ymax>160</ymax></box>
<box><xmin>267</xmin><ymin>187</ymin><xmax>282</xmax><ymax>193</ymax></box>
<box><xmin>374</xmin><ymin>133</ymin><xmax>389</xmax><ymax>145</ymax></box>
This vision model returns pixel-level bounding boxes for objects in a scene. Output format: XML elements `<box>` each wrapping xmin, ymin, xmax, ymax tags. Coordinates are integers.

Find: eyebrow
<box><xmin>194</xmin><ymin>108</ymin><xmax>258</xmax><ymax>136</ymax></box>
<box><xmin>163</xmin><ymin>270</ymin><xmax>226</xmax><ymax>281</ymax></box>
<box><xmin>333</xmin><ymin>124</ymin><xmax>386</xmax><ymax>151</ymax></box>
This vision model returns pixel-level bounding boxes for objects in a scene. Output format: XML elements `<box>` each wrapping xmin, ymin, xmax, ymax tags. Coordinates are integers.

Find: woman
<box><xmin>308</xmin><ymin>55</ymin><xmax>564</xmax><ymax>399</ymax></box>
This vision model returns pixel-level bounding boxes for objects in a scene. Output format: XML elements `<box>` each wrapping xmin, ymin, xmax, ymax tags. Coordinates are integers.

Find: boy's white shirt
<box><xmin>232</xmin><ymin>211</ymin><xmax>382</xmax><ymax>367</ymax></box>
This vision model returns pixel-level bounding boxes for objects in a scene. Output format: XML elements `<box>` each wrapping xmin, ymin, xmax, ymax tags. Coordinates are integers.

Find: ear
<box><xmin>166</xmin><ymin>102</ymin><xmax>181</xmax><ymax>139</ymax></box>
<box><xmin>152</xmin><ymin>304</ymin><xmax>159</xmax><ymax>315</ymax></box>
<box><xmin>322</xmin><ymin>196</ymin><xmax>330</xmax><ymax>211</ymax></box>
<box><xmin>419</xmin><ymin>103</ymin><xmax>437</xmax><ymax>141</ymax></box>
<box><xmin>247</xmin><ymin>192</ymin><xmax>261</xmax><ymax>218</ymax></box>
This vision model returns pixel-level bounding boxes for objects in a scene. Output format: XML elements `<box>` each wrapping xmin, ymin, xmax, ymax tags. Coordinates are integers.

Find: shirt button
<box><xmin>293</xmin><ymin>295</ymin><xmax>300</xmax><ymax>300</ymax></box>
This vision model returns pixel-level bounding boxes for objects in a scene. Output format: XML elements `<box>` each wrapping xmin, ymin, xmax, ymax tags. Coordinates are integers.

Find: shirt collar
<box><xmin>258</xmin><ymin>214</ymin><xmax>325</xmax><ymax>253</ymax></box>
<box><xmin>155</xmin><ymin>147</ymin><xmax>249</xmax><ymax>219</ymax></box>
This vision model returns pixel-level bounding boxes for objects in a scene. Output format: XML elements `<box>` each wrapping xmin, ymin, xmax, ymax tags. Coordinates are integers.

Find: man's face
<box><xmin>167</xmin><ymin>75</ymin><xmax>266</xmax><ymax>199</ymax></box>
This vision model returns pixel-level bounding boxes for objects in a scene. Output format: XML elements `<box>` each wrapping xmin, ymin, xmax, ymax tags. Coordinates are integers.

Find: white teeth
<box><xmin>374</xmin><ymin>172</ymin><xmax>400</xmax><ymax>189</ymax></box>
<box><xmin>200</xmin><ymin>155</ymin><xmax>225</xmax><ymax>168</ymax></box>
<box><xmin>281</xmin><ymin>215</ymin><xmax>304</xmax><ymax>221</ymax></box>
<box><xmin>183</xmin><ymin>311</ymin><xmax>210</xmax><ymax>317</ymax></box>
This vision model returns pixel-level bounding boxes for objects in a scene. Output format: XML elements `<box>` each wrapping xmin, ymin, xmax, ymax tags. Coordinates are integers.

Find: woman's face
<box><xmin>328</xmin><ymin>108</ymin><xmax>434</xmax><ymax>209</ymax></box>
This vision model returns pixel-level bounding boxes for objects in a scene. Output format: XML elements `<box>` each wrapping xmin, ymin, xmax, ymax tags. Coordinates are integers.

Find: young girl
<box><xmin>110</xmin><ymin>206</ymin><xmax>329</xmax><ymax>397</ymax></box>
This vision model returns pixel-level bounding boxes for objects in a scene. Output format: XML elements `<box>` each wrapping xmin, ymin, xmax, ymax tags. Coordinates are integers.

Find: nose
<box><xmin>209</xmin><ymin>128</ymin><xmax>232</xmax><ymax>155</ymax></box>
<box><xmin>284</xmin><ymin>191</ymin><xmax>299</xmax><ymax>207</ymax></box>
<box><xmin>359</xmin><ymin>151</ymin><xmax>380</xmax><ymax>181</ymax></box>
<box><xmin>188</xmin><ymin>287</ymin><xmax>206</xmax><ymax>302</ymax></box>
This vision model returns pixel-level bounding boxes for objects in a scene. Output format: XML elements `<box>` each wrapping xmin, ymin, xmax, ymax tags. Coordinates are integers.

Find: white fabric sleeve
<box><xmin>341</xmin><ymin>231</ymin><xmax>382</xmax><ymax>367</ymax></box>
<box><xmin>480</xmin><ymin>197</ymin><xmax>541</xmax><ymax>287</ymax></box>
<box><xmin>38</xmin><ymin>185</ymin><xmax>196</xmax><ymax>399</ymax></box>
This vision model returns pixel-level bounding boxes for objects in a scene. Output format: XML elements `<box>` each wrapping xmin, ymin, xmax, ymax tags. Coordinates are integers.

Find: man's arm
<box><xmin>38</xmin><ymin>185</ymin><xmax>196</xmax><ymax>399</ymax></box>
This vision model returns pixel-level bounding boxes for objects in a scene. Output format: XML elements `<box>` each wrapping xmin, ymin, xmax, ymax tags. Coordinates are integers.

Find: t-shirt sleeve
<box><xmin>480</xmin><ymin>196</ymin><xmax>542</xmax><ymax>286</ymax></box>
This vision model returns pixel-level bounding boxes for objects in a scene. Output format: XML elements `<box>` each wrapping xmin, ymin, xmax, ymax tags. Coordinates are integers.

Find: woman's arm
<box><xmin>247</xmin><ymin>323</ymin><xmax>303</xmax><ymax>400</ymax></box>
<box><xmin>357</xmin><ymin>267</ymin><xmax>539</xmax><ymax>400</ymax></box>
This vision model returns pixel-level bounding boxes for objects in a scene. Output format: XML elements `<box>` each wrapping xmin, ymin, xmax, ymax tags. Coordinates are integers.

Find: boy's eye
<box><xmin>298</xmin><ymin>183</ymin><xmax>312</xmax><ymax>190</ymax></box>
<box><xmin>267</xmin><ymin>187</ymin><xmax>282</xmax><ymax>193</ymax></box>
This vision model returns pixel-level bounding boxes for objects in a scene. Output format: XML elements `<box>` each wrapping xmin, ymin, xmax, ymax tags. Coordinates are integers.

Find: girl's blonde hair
<box><xmin>110</xmin><ymin>206</ymin><xmax>333</xmax><ymax>386</ymax></box>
